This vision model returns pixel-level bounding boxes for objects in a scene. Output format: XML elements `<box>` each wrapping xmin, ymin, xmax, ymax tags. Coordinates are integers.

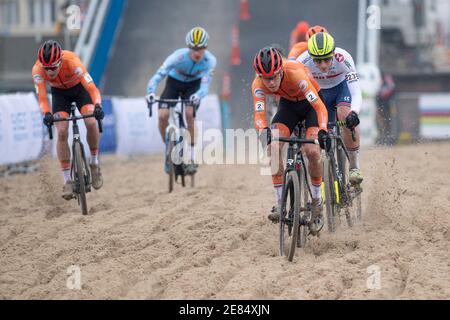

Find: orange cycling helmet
<box><xmin>253</xmin><ymin>47</ymin><xmax>283</xmax><ymax>77</ymax></box>
<box><xmin>306</xmin><ymin>25</ymin><xmax>329</xmax><ymax>40</ymax></box>
<box><xmin>296</xmin><ymin>21</ymin><xmax>310</xmax><ymax>34</ymax></box>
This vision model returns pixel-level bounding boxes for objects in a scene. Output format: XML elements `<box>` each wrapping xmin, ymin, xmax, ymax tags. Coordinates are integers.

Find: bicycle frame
<box><xmin>326</xmin><ymin>120</ymin><xmax>358</xmax><ymax>208</ymax></box>
<box><xmin>46</xmin><ymin>102</ymin><xmax>103</xmax><ymax>213</ymax></box>
<box><xmin>151</xmin><ymin>98</ymin><xmax>191</xmax><ymax>166</ymax></box>
<box><xmin>277</xmin><ymin>136</ymin><xmax>318</xmax><ymax>225</ymax></box>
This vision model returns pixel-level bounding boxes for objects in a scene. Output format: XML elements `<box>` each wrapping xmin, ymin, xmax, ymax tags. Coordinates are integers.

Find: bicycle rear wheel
<box><xmin>337</xmin><ymin>147</ymin><xmax>353</xmax><ymax>227</ymax></box>
<box><xmin>167</xmin><ymin>128</ymin><xmax>175</xmax><ymax>193</ymax></box>
<box><xmin>190</xmin><ymin>174</ymin><xmax>195</xmax><ymax>188</ymax></box>
<box><xmin>297</xmin><ymin>167</ymin><xmax>309</xmax><ymax>248</ymax></box>
<box><xmin>323</xmin><ymin>156</ymin><xmax>337</xmax><ymax>233</ymax></box>
<box><xmin>279</xmin><ymin>171</ymin><xmax>300</xmax><ymax>261</ymax></box>
<box><xmin>74</xmin><ymin>142</ymin><xmax>88</xmax><ymax>215</ymax></box>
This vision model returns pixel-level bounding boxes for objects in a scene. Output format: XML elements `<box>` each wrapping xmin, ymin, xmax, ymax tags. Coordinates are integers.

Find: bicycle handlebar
<box><xmin>329</xmin><ymin>120</ymin><xmax>356</xmax><ymax>142</ymax></box>
<box><xmin>274</xmin><ymin>137</ymin><xmax>319</xmax><ymax>145</ymax></box>
<box><xmin>147</xmin><ymin>98</ymin><xmax>192</xmax><ymax>118</ymax></box>
<box><xmin>153</xmin><ymin>99</ymin><xmax>191</xmax><ymax>103</ymax></box>
<box><xmin>52</xmin><ymin>113</ymin><xmax>96</xmax><ymax>123</ymax></box>
<box><xmin>46</xmin><ymin>113</ymin><xmax>103</xmax><ymax>140</ymax></box>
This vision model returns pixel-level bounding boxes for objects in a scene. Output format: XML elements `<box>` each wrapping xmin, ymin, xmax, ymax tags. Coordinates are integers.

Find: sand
<box><xmin>0</xmin><ymin>143</ymin><xmax>449</xmax><ymax>299</ymax></box>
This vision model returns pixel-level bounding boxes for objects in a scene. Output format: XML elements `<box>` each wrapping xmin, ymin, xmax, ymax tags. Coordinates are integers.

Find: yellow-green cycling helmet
<box><xmin>308</xmin><ymin>32</ymin><xmax>335</xmax><ymax>59</ymax></box>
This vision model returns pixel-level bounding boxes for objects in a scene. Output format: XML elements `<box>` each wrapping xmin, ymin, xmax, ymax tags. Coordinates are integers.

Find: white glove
<box><xmin>189</xmin><ymin>94</ymin><xmax>201</xmax><ymax>107</ymax></box>
<box><xmin>146</xmin><ymin>93</ymin><xmax>156</xmax><ymax>104</ymax></box>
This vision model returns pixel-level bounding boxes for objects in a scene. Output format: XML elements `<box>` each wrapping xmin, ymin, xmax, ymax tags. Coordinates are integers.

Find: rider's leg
<box><xmin>81</xmin><ymin>104</ymin><xmax>99</xmax><ymax>165</ymax></box>
<box><xmin>55</xmin><ymin>112</ymin><xmax>71</xmax><ymax>183</ymax></box>
<box><xmin>158</xmin><ymin>108</ymin><xmax>170</xmax><ymax>142</ymax></box>
<box><xmin>337</xmin><ymin>105</ymin><xmax>361</xmax><ymax>170</ymax></box>
<box><xmin>302</xmin><ymin>127</ymin><xmax>322</xmax><ymax>201</ymax></box>
<box><xmin>269</xmin><ymin>123</ymin><xmax>290</xmax><ymax>204</ymax></box>
<box><xmin>55</xmin><ymin>113</ymin><xmax>74</xmax><ymax>199</ymax></box>
<box><xmin>185</xmin><ymin>105</ymin><xmax>197</xmax><ymax>162</ymax></box>
<box><xmin>303</xmin><ymin>126</ymin><xmax>324</xmax><ymax>233</ymax></box>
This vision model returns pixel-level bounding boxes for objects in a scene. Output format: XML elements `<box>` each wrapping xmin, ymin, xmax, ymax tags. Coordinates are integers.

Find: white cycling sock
<box><xmin>311</xmin><ymin>184</ymin><xmax>322</xmax><ymax>200</ymax></box>
<box><xmin>62</xmin><ymin>169</ymin><xmax>71</xmax><ymax>183</ymax></box>
<box><xmin>190</xmin><ymin>145</ymin><xmax>196</xmax><ymax>162</ymax></box>
<box><xmin>274</xmin><ymin>185</ymin><xmax>283</xmax><ymax>203</ymax></box>
<box><xmin>90</xmin><ymin>154</ymin><xmax>99</xmax><ymax>165</ymax></box>
<box><xmin>348</xmin><ymin>150</ymin><xmax>360</xmax><ymax>170</ymax></box>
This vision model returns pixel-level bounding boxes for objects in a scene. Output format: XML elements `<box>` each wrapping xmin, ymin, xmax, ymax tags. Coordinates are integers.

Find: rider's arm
<box><xmin>146</xmin><ymin>51</ymin><xmax>179</xmax><ymax>95</ymax></box>
<box><xmin>252</xmin><ymin>78</ymin><xmax>269</xmax><ymax>130</ymax></box>
<box><xmin>297</xmin><ymin>70</ymin><xmax>328</xmax><ymax>131</ymax></box>
<box><xmin>69</xmin><ymin>55</ymin><xmax>102</xmax><ymax>105</ymax></box>
<box><xmin>288</xmin><ymin>42</ymin><xmax>308</xmax><ymax>60</ymax></box>
<box><xmin>79</xmin><ymin>71</ymin><xmax>102</xmax><ymax>105</ymax></box>
<box><xmin>193</xmin><ymin>54</ymin><xmax>217</xmax><ymax>99</ymax></box>
<box><xmin>341</xmin><ymin>49</ymin><xmax>362</xmax><ymax>114</ymax></box>
<box><xmin>32</xmin><ymin>66</ymin><xmax>50</xmax><ymax>114</ymax></box>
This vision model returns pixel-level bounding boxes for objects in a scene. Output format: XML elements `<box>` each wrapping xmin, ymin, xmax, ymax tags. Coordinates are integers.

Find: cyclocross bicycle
<box><xmin>46</xmin><ymin>102</ymin><xmax>103</xmax><ymax>215</ymax></box>
<box><xmin>148</xmin><ymin>98</ymin><xmax>195</xmax><ymax>193</ymax></box>
<box><xmin>275</xmin><ymin>130</ymin><xmax>319</xmax><ymax>262</ymax></box>
<box><xmin>322</xmin><ymin>121</ymin><xmax>362</xmax><ymax>233</ymax></box>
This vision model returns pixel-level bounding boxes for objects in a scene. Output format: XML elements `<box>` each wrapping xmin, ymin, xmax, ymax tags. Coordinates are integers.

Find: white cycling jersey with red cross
<box><xmin>297</xmin><ymin>47</ymin><xmax>362</xmax><ymax>113</ymax></box>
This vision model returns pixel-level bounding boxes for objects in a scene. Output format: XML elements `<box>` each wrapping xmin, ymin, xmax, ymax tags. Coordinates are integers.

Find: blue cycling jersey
<box><xmin>146</xmin><ymin>48</ymin><xmax>217</xmax><ymax>98</ymax></box>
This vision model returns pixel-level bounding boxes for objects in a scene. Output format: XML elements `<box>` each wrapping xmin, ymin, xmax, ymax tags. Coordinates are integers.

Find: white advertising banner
<box><xmin>0</xmin><ymin>93</ymin><xmax>43</xmax><ymax>165</ymax></box>
<box><xmin>113</xmin><ymin>95</ymin><xmax>222</xmax><ymax>156</ymax></box>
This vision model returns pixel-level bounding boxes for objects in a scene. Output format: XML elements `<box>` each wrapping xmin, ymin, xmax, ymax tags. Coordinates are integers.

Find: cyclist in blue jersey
<box><xmin>146</xmin><ymin>27</ymin><xmax>217</xmax><ymax>174</ymax></box>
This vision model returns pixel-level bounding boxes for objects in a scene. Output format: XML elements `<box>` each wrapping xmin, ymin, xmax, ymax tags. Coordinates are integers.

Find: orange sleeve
<box><xmin>251</xmin><ymin>78</ymin><xmax>269</xmax><ymax>130</ymax></box>
<box><xmin>288</xmin><ymin>42</ymin><xmax>308</xmax><ymax>60</ymax></box>
<box><xmin>70</xmin><ymin>55</ymin><xmax>102</xmax><ymax>105</ymax></box>
<box><xmin>304</xmin><ymin>65</ymin><xmax>321</xmax><ymax>92</ymax></box>
<box><xmin>295</xmin><ymin>69</ymin><xmax>328</xmax><ymax>131</ymax></box>
<box><xmin>32</xmin><ymin>65</ymin><xmax>50</xmax><ymax>114</ymax></box>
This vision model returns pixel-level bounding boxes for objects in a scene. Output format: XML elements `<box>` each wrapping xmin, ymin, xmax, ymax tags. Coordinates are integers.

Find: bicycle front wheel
<box><xmin>279</xmin><ymin>171</ymin><xmax>301</xmax><ymax>261</ymax></box>
<box><xmin>323</xmin><ymin>156</ymin><xmax>338</xmax><ymax>233</ymax></box>
<box><xmin>74</xmin><ymin>142</ymin><xmax>88</xmax><ymax>215</ymax></box>
<box><xmin>297</xmin><ymin>167</ymin><xmax>309</xmax><ymax>248</ymax></box>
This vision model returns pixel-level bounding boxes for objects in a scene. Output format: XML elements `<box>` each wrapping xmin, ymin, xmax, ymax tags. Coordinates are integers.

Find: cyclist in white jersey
<box><xmin>297</xmin><ymin>32</ymin><xmax>363</xmax><ymax>184</ymax></box>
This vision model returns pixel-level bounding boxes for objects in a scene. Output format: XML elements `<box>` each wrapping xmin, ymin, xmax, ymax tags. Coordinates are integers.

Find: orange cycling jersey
<box><xmin>32</xmin><ymin>50</ymin><xmax>101</xmax><ymax>114</ymax></box>
<box><xmin>252</xmin><ymin>60</ymin><xmax>327</xmax><ymax>131</ymax></box>
<box><xmin>288</xmin><ymin>41</ymin><xmax>308</xmax><ymax>60</ymax></box>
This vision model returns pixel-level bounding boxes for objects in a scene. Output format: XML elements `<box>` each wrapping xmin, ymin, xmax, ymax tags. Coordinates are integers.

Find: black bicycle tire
<box><xmin>323</xmin><ymin>156</ymin><xmax>337</xmax><ymax>233</ymax></box>
<box><xmin>277</xmin><ymin>171</ymin><xmax>300</xmax><ymax>261</ymax></box>
<box><xmin>167</xmin><ymin>129</ymin><xmax>175</xmax><ymax>193</ymax></box>
<box><xmin>288</xmin><ymin>170</ymin><xmax>301</xmax><ymax>261</ymax></box>
<box><xmin>297</xmin><ymin>167</ymin><xmax>308</xmax><ymax>248</ymax></box>
<box><xmin>337</xmin><ymin>146</ymin><xmax>353</xmax><ymax>227</ymax></box>
<box><xmin>355</xmin><ymin>189</ymin><xmax>362</xmax><ymax>222</ymax></box>
<box><xmin>74</xmin><ymin>142</ymin><xmax>88</xmax><ymax>215</ymax></box>
<box><xmin>181</xmin><ymin>174</ymin><xmax>186</xmax><ymax>187</ymax></box>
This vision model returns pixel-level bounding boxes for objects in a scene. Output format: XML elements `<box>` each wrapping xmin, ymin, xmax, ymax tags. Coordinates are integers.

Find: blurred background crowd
<box><xmin>1</xmin><ymin>0</ymin><xmax>450</xmax><ymax>148</ymax></box>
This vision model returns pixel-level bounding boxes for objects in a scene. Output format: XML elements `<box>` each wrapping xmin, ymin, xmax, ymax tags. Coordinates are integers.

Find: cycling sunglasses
<box><xmin>43</xmin><ymin>61</ymin><xmax>62</xmax><ymax>71</ymax></box>
<box><xmin>260</xmin><ymin>70</ymin><xmax>282</xmax><ymax>81</ymax></box>
<box><xmin>189</xmin><ymin>46</ymin><xmax>207</xmax><ymax>51</ymax></box>
<box><xmin>313</xmin><ymin>57</ymin><xmax>333</xmax><ymax>64</ymax></box>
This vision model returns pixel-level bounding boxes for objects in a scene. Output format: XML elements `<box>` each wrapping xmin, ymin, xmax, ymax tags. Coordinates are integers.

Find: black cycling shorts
<box><xmin>51</xmin><ymin>83</ymin><xmax>93</xmax><ymax>115</ymax></box>
<box><xmin>159</xmin><ymin>76</ymin><xmax>201</xmax><ymax>109</ymax></box>
<box><xmin>271</xmin><ymin>96</ymin><xmax>319</xmax><ymax>134</ymax></box>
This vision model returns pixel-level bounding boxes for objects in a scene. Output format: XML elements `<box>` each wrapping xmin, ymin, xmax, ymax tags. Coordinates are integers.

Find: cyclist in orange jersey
<box><xmin>288</xmin><ymin>25</ymin><xmax>329</xmax><ymax>60</ymax></box>
<box><xmin>289</xmin><ymin>20</ymin><xmax>309</xmax><ymax>50</ymax></box>
<box><xmin>32</xmin><ymin>40</ymin><xmax>104</xmax><ymax>199</ymax></box>
<box><xmin>252</xmin><ymin>46</ymin><xmax>331</xmax><ymax>233</ymax></box>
